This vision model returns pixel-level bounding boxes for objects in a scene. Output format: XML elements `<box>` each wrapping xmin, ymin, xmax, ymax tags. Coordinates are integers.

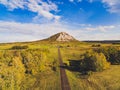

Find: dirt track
<box><xmin>58</xmin><ymin>48</ymin><xmax>71</xmax><ymax>90</ymax></box>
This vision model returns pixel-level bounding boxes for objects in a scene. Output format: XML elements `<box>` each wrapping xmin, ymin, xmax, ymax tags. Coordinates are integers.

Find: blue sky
<box><xmin>0</xmin><ymin>0</ymin><xmax>120</xmax><ymax>42</ymax></box>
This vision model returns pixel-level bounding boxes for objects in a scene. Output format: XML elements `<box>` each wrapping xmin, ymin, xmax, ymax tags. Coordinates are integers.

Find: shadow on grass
<box><xmin>60</xmin><ymin>59</ymin><xmax>82</xmax><ymax>72</ymax></box>
<box><xmin>59</xmin><ymin>59</ymin><xmax>91</xmax><ymax>79</ymax></box>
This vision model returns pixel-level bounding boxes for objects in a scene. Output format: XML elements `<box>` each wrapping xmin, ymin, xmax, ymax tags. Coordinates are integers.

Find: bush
<box><xmin>82</xmin><ymin>51</ymin><xmax>110</xmax><ymax>72</ymax></box>
<box><xmin>67</xmin><ymin>45</ymin><xmax>70</xmax><ymax>47</ymax></box>
<box><xmin>11</xmin><ymin>45</ymin><xmax>28</xmax><ymax>50</ymax></box>
<box><xmin>92</xmin><ymin>44</ymin><xmax>101</xmax><ymax>47</ymax></box>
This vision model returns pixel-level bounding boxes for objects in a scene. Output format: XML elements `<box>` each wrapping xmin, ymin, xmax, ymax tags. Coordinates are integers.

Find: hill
<box><xmin>43</xmin><ymin>32</ymin><xmax>77</xmax><ymax>42</ymax></box>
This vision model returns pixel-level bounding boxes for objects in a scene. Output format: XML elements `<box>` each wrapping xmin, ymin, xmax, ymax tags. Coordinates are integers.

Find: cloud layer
<box><xmin>0</xmin><ymin>0</ymin><xmax>60</xmax><ymax>21</ymax></box>
<box><xmin>0</xmin><ymin>21</ymin><xmax>119</xmax><ymax>43</ymax></box>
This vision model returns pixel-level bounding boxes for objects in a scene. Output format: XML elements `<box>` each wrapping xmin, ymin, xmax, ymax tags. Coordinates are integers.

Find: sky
<box><xmin>0</xmin><ymin>0</ymin><xmax>120</xmax><ymax>42</ymax></box>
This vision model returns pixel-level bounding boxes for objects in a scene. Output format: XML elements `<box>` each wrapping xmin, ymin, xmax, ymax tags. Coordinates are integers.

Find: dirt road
<box><xmin>58</xmin><ymin>48</ymin><xmax>71</xmax><ymax>90</ymax></box>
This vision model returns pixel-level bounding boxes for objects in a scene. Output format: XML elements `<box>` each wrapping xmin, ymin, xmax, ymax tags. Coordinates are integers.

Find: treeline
<box><xmin>85</xmin><ymin>40</ymin><xmax>120</xmax><ymax>44</ymax></box>
<box><xmin>81</xmin><ymin>46</ymin><xmax>120</xmax><ymax>73</ymax></box>
<box><xmin>67</xmin><ymin>46</ymin><xmax>120</xmax><ymax>75</ymax></box>
<box><xmin>94</xmin><ymin>47</ymin><xmax>120</xmax><ymax>64</ymax></box>
<box><xmin>0</xmin><ymin>49</ymin><xmax>57</xmax><ymax>90</ymax></box>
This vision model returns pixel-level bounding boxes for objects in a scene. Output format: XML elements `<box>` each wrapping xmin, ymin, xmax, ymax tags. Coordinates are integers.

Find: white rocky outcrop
<box><xmin>48</xmin><ymin>32</ymin><xmax>76</xmax><ymax>41</ymax></box>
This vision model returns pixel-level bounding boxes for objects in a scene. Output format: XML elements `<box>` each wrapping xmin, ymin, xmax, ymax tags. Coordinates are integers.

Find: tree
<box><xmin>82</xmin><ymin>51</ymin><xmax>110</xmax><ymax>72</ymax></box>
<box><xmin>95</xmin><ymin>47</ymin><xmax>120</xmax><ymax>64</ymax></box>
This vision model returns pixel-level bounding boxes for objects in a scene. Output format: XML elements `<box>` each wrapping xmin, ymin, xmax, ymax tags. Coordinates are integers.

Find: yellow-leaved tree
<box><xmin>82</xmin><ymin>51</ymin><xmax>110</xmax><ymax>72</ymax></box>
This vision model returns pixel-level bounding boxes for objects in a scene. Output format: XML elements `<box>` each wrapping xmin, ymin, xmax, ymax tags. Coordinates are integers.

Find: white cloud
<box><xmin>89</xmin><ymin>0</ymin><xmax>94</xmax><ymax>3</ymax></box>
<box><xmin>102</xmin><ymin>0</ymin><xmax>120</xmax><ymax>14</ymax></box>
<box><xmin>85</xmin><ymin>25</ymin><xmax>115</xmax><ymax>32</ymax></box>
<box><xmin>78</xmin><ymin>0</ymin><xmax>82</xmax><ymax>2</ymax></box>
<box><xmin>0</xmin><ymin>21</ymin><xmax>119</xmax><ymax>43</ymax></box>
<box><xmin>69</xmin><ymin>0</ymin><xmax>74</xmax><ymax>2</ymax></box>
<box><xmin>69</xmin><ymin>0</ymin><xmax>82</xmax><ymax>3</ymax></box>
<box><xmin>69</xmin><ymin>0</ymin><xmax>94</xmax><ymax>3</ymax></box>
<box><xmin>69</xmin><ymin>0</ymin><xmax>120</xmax><ymax>14</ymax></box>
<box><xmin>0</xmin><ymin>0</ymin><xmax>60</xmax><ymax>21</ymax></box>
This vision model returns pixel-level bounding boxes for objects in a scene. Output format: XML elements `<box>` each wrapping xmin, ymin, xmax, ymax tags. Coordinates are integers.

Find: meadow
<box><xmin>60</xmin><ymin>43</ymin><xmax>120</xmax><ymax>90</ymax></box>
<box><xmin>0</xmin><ymin>41</ymin><xmax>120</xmax><ymax>90</ymax></box>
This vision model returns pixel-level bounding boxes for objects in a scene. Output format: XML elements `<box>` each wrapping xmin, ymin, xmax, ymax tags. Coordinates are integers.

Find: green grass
<box><xmin>23</xmin><ymin>70</ymin><xmax>61</xmax><ymax>90</ymax></box>
<box><xmin>66</xmin><ymin>65</ymin><xmax>120</xmax><ymax>90</ymax></box>
<box><xmin>91</xmin><ymin>65</ymin><xmax>120</xmax><ymax>90</ymax></box>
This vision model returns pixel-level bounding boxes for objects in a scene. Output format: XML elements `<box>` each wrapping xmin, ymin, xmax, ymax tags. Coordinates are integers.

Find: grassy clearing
<box><xmin>66</xmin><ymin>65</ymin><xmax>120</xmax><ymax>90</ymax></box>
<box><xmin>90</xmin><ymin>65</ymin><xmax>120</xmax><ymax>90</ymax></box>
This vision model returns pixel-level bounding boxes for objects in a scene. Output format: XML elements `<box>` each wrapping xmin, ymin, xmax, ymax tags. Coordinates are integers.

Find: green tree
<box><xmin>95</xmin><ymin>47</ymin><xmax>120</xmax><ymax>64</ymax></box>
<box><xmin>82</xmin><ymin>51</ymin><xmax>110</xmax><ymax>72</ymax></box>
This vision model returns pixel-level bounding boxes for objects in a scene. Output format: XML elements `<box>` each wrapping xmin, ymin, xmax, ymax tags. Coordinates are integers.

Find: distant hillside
<box><xmin>84</xmin><ymin>40</ymin><xmax>120</xmax><ymax>44</ymax></box>
<box><xmin>43</xmin><ymin>32</ymin><xmax>77</xmax><ymax>42</ymax></box>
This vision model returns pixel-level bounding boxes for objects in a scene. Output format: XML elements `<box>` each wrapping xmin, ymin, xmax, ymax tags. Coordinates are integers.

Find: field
<box><xmin>60</xmin><ymin>42</ymin><xmax>120</xmax><ymax>90</ymax></box>
<box><xmin>0</xmin><ymin>41</ymin><xmax>120</xmax><ymax>90</ymax></box>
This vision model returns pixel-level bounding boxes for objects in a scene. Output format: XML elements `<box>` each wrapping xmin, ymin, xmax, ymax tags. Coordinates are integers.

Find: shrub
<box><xmin>92</xmin><ymin>44</ymin><xmax>101</xmax><ymax>47</ymax></box>
<box><xmin>11</xmin><ymin>45</ymin><xmax>28</xmax><ymax>50</ymax></box>
<box><xmin>67</xmin><ymin>45</ymin><xmax>70</xmax><ymax>47</ymax></box>
<box><xmin>82</xmin><ymin>51</ymin><xmax>110</xmax><ymax>72</ymax></box>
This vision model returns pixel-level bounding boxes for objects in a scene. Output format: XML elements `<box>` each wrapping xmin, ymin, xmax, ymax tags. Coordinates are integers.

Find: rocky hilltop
<box><xmin>46</xmin><ymin>32</ymin><xmax>76</xmax><ymax>41</ymax></box>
